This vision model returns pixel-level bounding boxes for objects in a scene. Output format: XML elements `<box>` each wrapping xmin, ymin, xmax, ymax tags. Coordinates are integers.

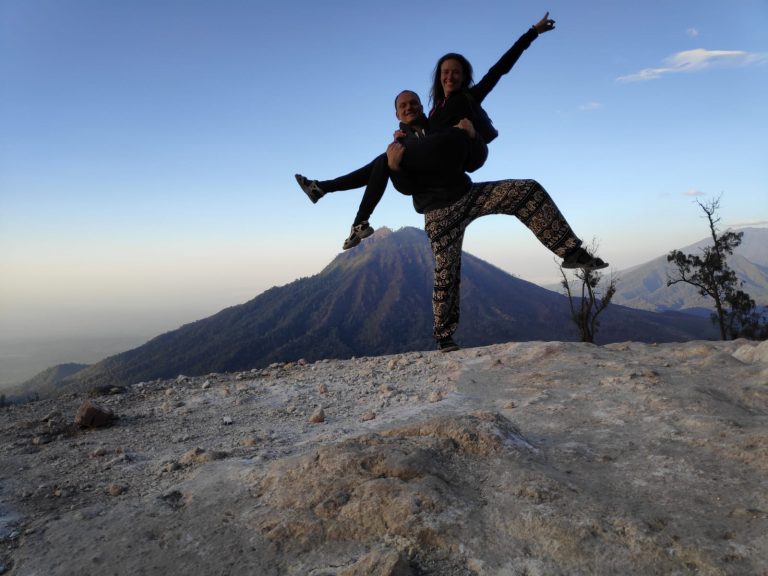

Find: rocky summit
<box><xmin>1</xmin><ymin>339</ymin><xmax>767</xmax><ymax>575</ymax></box>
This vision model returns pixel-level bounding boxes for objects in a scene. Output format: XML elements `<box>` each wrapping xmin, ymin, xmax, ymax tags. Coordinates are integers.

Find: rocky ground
<box><xmin>1</xmin><ymin>339</ymin><xmax>767</xmax><ymax>575</ymax></box>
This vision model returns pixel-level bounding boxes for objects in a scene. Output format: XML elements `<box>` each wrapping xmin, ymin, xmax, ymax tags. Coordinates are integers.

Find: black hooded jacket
<box><xmin>429</xmin><ymin>27</ymin><xmax>539</xmax><ymax>132</ymax></box>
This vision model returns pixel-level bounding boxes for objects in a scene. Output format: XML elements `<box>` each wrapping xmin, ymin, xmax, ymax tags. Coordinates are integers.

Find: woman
<box><xmin>295</xmin><ymin>13</ymin><xmax>556</xmax><ymax>249</ymax></box>
<box><xmin>428</xmin><ymin>14</ymin><xmax>553</xmax><ymax>132</ymax></box>
<box><xmin>387</xmin><ymin>30</ymin><xmax>610</xmax><ymax>352</ymax></box>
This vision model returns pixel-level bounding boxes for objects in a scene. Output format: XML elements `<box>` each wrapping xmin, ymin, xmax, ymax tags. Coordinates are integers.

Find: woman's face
<box><xmin>440</xmin><ymin>59</ymin><xmax>464</xmax><ymax>97</ymax></box>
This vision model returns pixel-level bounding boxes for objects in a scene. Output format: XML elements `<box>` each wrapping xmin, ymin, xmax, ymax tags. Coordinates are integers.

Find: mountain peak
<box><xmin>45</xmin><ymin>225</ymin><xmax>719</xmax><ymax>392</ymax></box>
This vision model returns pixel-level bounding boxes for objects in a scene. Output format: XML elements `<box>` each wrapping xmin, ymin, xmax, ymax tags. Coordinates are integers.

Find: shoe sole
<box><xmin>343</xmin><ymin>226</ymin><xmax>374</xmax><ymax>250</ymax></box>
<box><xmin>562</xmin><ymin>260</ymin><xmax>608</xmax><ymax>271</ymax></box>
<box><xmin>438</xmin><ymin>343</ymin><xmax>460</xmax><ymax>353</ymax></box>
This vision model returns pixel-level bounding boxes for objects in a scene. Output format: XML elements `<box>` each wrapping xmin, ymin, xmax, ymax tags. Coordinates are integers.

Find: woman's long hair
<box><xmin>429</xmin><ymin>53</ymin><xmax>474</xmax><ymax>107</ymax></box>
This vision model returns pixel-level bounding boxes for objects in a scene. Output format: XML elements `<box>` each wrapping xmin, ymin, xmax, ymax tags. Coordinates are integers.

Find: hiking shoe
<box><xmin>295</xmin><ymin>174</ymin><xmax>325</xmax><ymax>203</ymax></box>
<box><xmin>437</xmin><ymin>337</ymin><xmax>460</xmax><ymax>353</ymax></box>
<box><xmin>342</xmin><ymin>221</ymin><xmax>374</xmax><ymax>250</ymax></box>
<box><xmin>562</xmin><ymin>247</ymin><xmax>609</xmax><ymax>271</ymax></box>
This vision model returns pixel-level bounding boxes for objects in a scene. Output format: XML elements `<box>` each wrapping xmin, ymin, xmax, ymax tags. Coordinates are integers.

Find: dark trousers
<box><xmin>424</xmin><ymin>179</ymin><xmax>582</xmax><ymax>340</ymax></box>
<box><xmin>319</xmin><ymin>129</ymin><xmax>470</xmax><ymax>226</ymax></box>
<box><xmin>319</xmin><ymin>154</ymin><xmax>389</xmax><ymax>227</ymax></box>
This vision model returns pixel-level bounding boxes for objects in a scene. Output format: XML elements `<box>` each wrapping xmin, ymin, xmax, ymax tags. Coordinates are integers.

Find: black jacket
<box><xmin>393</xmin><ymin>27</ymin><xmax>540</xmax><ymax>213</ymax></box>
<box><xmin>391</xmin><ymin>123</ymin><xmax>473</xmax><ymax>214</ymax></box>
<box><xmin>429</xmin><ymin>27</ymin><xmax>539</xmax><ymax>133</ymax></box>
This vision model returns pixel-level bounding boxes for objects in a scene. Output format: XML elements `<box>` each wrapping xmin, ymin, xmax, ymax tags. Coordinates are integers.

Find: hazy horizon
<box><xmin>3</xmin><ymin>224</ymin><xmax>767</xmax><ymax>388</ymax></box>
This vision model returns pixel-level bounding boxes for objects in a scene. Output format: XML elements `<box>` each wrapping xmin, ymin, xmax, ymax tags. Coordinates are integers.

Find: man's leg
<box><xmin>401</xmin><ymin>129</ymin><xmax>470</xmax><ymax>174</ymax></box>
<box><xmin>340</xmin><ymin>153</ymin><xmax>393</xmax><ymax>250</ymax></box>
<box><xmin>351</xmin><ymin>153</ymin><xmax>389</xmax><ymax>226</ymax></box>
<box><xmin>316</xmin><ymin>128</ymin><xmax>468</xmax><ymax>195</ymax></box>
<box><xmin>317</xmin><ymin>160</ymin><xmax>375</xmax><ymax>193</ymax></box>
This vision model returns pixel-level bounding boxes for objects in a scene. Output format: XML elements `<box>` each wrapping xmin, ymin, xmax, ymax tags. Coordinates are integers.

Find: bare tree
<box><xmin>559</xmin><ymin>244</ymin><xmax>616</xmax><ymax>343</ymax></box>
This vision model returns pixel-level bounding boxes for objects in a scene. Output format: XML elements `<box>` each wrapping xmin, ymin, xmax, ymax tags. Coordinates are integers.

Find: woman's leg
<box><xmin>424</xmin><ymin>198</ymin><xmax>473</xmax><ymax>342</ymax></box>
<box><xmin>422</xmin><ymin>178</ymin><xmax>583</xmax><ymax>341</ymax></box>
<box><xmin>457</xmin><ymin>179</ymin><xmax>583</xmax><ymax>258</ymax></box>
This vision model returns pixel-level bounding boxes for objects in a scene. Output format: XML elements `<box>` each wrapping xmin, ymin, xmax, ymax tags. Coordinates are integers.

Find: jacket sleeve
<box><xmin>471</xmin><ymin>27</ymin><xmax>539</xmax><ymax>103</ymax></box>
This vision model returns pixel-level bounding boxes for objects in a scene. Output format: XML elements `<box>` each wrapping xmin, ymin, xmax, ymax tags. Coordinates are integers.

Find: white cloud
<box><xmin>617</xmin><ymin>48</ymin><xmax>768</xmax><ymax>82</ymax></box>
<box><xmin>579</xmin><ymin>101</ymin><xmax>603</xmax><ymax>112</ymax></box>
<box><xmin>728</xmin><ymin>219</ymin><xmax>768</xmax><ymax>228</ymax></box>
<box><xmin>683</xmin><ymin>189</ymin><xmax>705</xmax><ymax>197</ymax></box>
<box><xmin>686</xmin><ymin>28</ymin><xmax>700</xmax><ymax>38</ymax></box>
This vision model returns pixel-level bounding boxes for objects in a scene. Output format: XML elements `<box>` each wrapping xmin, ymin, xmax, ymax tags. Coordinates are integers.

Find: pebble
<box><xmin>309</xmin><ymin>408</ymin><xmax>325</xmax><ymax>424</ymax></box>
<box><xmin>160</xmin><ymin>461</ymin><xmax>181</xmax><ymax>474</ymax></box>
<box><xmin>74</xmin><ymin>400</ymin><xmax>115</xmax><ymax>429</ymax></box>
<box><xmin>106</xmin><ymin>483</ymin><xmax>127</xmax><ymax>496</ymax></box>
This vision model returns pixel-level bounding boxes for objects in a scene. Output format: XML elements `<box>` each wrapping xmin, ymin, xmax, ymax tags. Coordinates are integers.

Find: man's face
<box><xmin>395</xmin><ymin>92</ymin><xmax>423</xmax><ymax>125</ymax></box>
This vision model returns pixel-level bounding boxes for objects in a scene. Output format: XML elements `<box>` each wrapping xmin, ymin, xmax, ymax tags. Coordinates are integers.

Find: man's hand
<box><xmin>387</xmin><ymin>141</ymin><xmax>405</xmax><ymax>170</ymax></box>
<box><xmin>393</xmin><ymin>129</ymin><xmax>407</xmax><ymax>140</ymax></box>
<box><xmin>534</xmin><ymin>12</ymin><xmax>555</xmax><ymax>34</ymax></box>
<box><xmin>455</xmin><ymin>118</ymin><xmax>476</xmax><ymax>140</ymax></box>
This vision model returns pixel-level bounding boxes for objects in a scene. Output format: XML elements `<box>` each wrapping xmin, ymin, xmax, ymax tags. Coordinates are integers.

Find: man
<box><xmin>295</xmin><ymin>90</ymin><xmax>486</xmax><ymax>249</ymax></box>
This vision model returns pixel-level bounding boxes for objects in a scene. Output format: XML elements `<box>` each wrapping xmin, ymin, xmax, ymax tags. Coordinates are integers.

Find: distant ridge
<box><xmin>26</xmin><ymin>227</ymin><xmax>718</xmax><ymax>393</ymax></box>
<box><xmin>611</xmin><ymin>227</ymin><xmax>768</xmax><ymax>312</ymax></box>
<box><xmin>5</xmin><ymin>362</ymin><xmax>90</xmax><ymax>402</ymax></box>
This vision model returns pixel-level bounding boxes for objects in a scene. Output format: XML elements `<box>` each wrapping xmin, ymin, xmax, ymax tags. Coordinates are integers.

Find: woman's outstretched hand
<box><xmin>534</xmin><ymin>12</ymin><xmax>555</xmax><ymax>34</ymax></box>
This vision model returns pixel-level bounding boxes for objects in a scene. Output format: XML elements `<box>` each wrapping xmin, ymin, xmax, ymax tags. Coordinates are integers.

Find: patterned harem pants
<box><xmin>424</xmin><ymin>179</ymin><xmax>582</xmax><ymax>341</ymax></box>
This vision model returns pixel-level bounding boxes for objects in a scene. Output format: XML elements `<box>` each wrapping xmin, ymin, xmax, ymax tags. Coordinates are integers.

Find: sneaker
<box><xmin>295</xmin><ymin>174</ymin><xmax>324</xmax><ymax>203</ymax></box>
<box><xmin>437</xmin><ymin>337</ymin><xmax>460</xmax><ymax>353</ymax></box>
<box><xmin>342</xmin><ymin>221</ymin><xmax>375</xmax><ymax>250</ymax></box>
<box><xmin>562</xmin><ymin>247</ymin><xmax>608</xmax><ymax>271</ymax></box>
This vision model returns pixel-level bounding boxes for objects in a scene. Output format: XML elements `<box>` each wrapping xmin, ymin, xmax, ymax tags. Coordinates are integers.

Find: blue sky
<box><xmin>1</xmin><ymin>0</ymin><xmax>767</xmax><ymax>375</ymax></box>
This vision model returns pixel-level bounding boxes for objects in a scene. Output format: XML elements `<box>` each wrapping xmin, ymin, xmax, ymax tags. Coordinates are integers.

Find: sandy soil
<box><xmin>1</xmin><ymin>339</ymin><xmax>767</xmax><ymax>575</ymax></box>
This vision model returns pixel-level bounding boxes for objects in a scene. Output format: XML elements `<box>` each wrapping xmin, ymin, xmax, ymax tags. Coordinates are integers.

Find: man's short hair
<box><xmin>394</xmin><ymin>90</ymin><xmax>421</xmax><ymax>108</ymax></box>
